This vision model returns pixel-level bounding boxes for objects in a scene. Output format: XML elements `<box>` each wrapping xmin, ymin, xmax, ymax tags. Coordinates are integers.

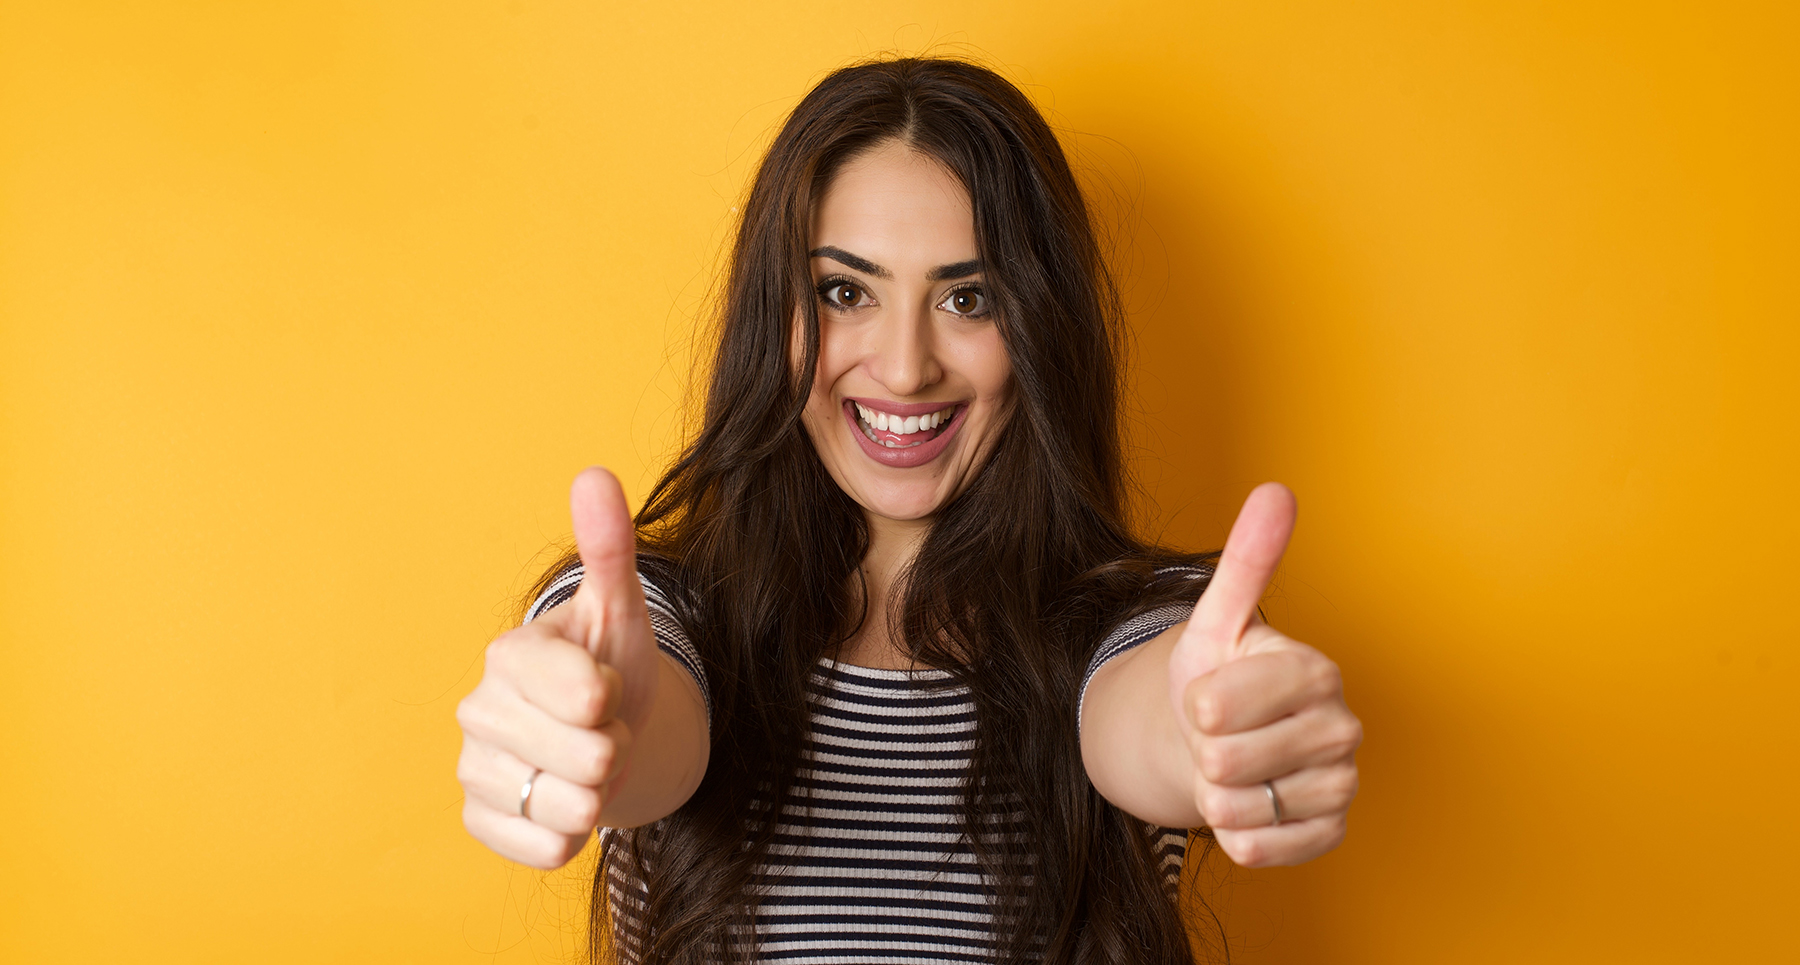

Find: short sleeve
<box><xmin>524</xmin><ymin>564</ymin><xmax>713</xmax><ymax>727</ymax></box>
<box><xmin>1076</xmin><ymin>566</ymin><xmax>1207</xmax><ymax>727</ymax></box>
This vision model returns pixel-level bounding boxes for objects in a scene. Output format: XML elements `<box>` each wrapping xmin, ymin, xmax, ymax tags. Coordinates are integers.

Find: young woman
<box><xmin>455</xmin><ymin>58</ymin><xmax>1361</xmax><ymax>964</ymax></box>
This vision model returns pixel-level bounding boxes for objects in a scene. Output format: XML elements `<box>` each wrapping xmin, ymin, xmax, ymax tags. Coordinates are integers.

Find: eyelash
<box><xmin>939</xmin><ymin>283</ymin><xmax>990</xmax><ymax>318</ymax></box>
<box><xmin>813</xmin><ymin>276</ymin><xmax>991</xmax><ymax>318</ymax></box>
<box><xmin>815</xmin><ymin>276</ymin><xmax>871</xmax><ymax>313</ymax></box>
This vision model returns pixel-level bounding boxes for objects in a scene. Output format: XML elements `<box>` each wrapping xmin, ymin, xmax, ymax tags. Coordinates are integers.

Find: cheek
<box><xmin>794</xmin><ymin>320</ymin><xmax>852</xmax><ymax>441</ymax></box>
<box><xmin>805</xmin><ymin>318</ymin><xmax>862</xmax><ymax>404</ymax></box>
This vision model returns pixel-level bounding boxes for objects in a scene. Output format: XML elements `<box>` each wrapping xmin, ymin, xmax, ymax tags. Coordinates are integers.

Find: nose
<box><xmin>865</xmin><ymin>303</ymin><xmax>943</xmax><ymax>397</ymax></box>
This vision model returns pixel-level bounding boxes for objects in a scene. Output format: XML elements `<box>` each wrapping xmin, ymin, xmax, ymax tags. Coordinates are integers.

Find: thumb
<box><xmin>568</xmin><ymin>467</ymin><xmax>642</xmax><ymax>655</ymax></box>
<box><xmin>565</xmin><ymin>467</ymin><xmax>660</xmax><ymax>734</ymax></box>
<box><xmin>1168</xmin><ymin>483</ymin><xmax>1296</xmax><ymax>706</ymax></box>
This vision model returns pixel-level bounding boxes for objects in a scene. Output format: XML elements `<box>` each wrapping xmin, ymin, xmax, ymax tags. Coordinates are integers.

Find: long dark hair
<box><xmin>537</xmin><ymin>56</ymin><xmax>1223</xmax><ymax>964</ymax></box>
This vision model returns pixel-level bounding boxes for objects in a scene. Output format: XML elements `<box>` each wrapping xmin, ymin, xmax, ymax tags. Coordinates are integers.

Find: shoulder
<box><xmin>1092</xmin><ymin>563</ymin><xmax>1211</xmax><ymax>643</ymax></box>
<box><xmin>523</xmin><ymin>556</ymin><xmax>713</xmax><ymax>723</ymax></box>
<box><xmin>522</xmin><ymin>559</ymin><xmax>683</xmax><ymax>625</ymax></box>
<box><xmin>1079</xmin><ymin>563</ymin><xmax>1211</xmax><ymax>696</ymax></box>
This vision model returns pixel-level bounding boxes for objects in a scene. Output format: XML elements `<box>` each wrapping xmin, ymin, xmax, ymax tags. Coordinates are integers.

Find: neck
<box><xmin>838</xmin><ymin>512</ymin><xmax>931</xmax><ymax>669</ymax></box>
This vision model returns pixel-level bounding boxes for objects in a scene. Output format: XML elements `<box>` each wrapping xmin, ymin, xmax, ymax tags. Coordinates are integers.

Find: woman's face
<box><xmin>797</xmin><ymin>140</ymin><xmax>1014</xmax><ymax>525</ymax></box>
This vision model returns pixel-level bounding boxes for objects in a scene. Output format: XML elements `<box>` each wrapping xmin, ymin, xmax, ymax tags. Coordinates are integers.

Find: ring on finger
<box><xmin>1264</xmin><ymin>779</ymin><xmax>1284</xmax><ymax>826</ymax></box>
<box><xmin>520</xmin><ymin>768</ymin><xmax>543</xmax><ymax>821</ymax></box>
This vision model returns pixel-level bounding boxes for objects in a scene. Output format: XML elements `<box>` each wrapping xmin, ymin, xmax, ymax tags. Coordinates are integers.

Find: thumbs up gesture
<box><xmin>1168</xmin><ymin>483</ymin><xmax>1362</xmax><ymax>867</ymax></box>
<box><xmin>455</xmin><ymin>468</ymin><xmax>666</xmax><ymax>869</ymax></box>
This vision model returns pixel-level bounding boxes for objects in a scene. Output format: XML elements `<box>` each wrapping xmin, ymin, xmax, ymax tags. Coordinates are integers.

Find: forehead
<box><xmin>810</xmin><ymin>142</ymin><xmax>977</xmax><ymax>268</ymax></box>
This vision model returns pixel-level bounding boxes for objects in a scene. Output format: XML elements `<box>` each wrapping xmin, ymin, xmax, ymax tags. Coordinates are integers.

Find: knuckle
<box><xmin>525</xmin><ymin>838</ymin><xmax>565</xmax><ymax>871</ymax></box>
<box><xmin>607</xmin><ymin>721</ymin><xmax>635</xmax><ymax>761</ymax></box>
<box><xmin>1332</xmin><ymin>717</ymin><xmax>1364</xmax><ymax>755</ymax></box>
<box><xmin>544</xmin><ymin>834</ymin><xmax>584</xmax><ymax>869</ymax></box>
<box><xmin>1229</xmin><ymin>834</ymin><xmax>1264</xmax><ymax>867</ymax></box>
<box><xmin>573</xmin><ymin>734</ymin><xmax>613</xmax><ymax>786</ymax></box>
<box><xmin>595</xmin><ymin>664</ymin><xmax>625</xmax><ymax>714</ymax></box>
<box><xmin>569</xmin><ymin>789</ymin><xmax>602</xmax><ymax>830</ymax></box>
<box><xmin>454</xmin><ymin>697</ymin><xmax>494</xmax><ymax>738</ymax></box>
<box><xmin>489</xmin><ymin>627</ymin><xmax>556</xmax><ymax>671</ymax></box>
<box><xmin>1198</xmin><ymin>743</ymin><xmax>1236</xmax><ymax>783</ymax></box>
<box><xmin>485</xmin><ymin>634</ymin><xmax>519</xmax><ymax>672</ymax></box>
<box><xmin>1321</xmin><ymin>817</ymin><xmax>1349</xmax><ymax>853</ymax></box>
<box><xmin>1192</xmin><ymin>691</ymin><xmax>1225</xmax><ymax>732</ymax></box>
<box><xmin>569</xmin><ymin>679</ymin><xmax>605</xmax><ymax>725</ymax></box>
<box><xmin>1308</xmin><ymin>657</ymin><xmax>1343</xmax><ymax>699</ymax></box>
<box><xmin>463</xmin><ymin>799</ymin><xmax>503</xmax><ymax>846</ymax></box>
<box><xmin>1199</xmin><ymin>787</ymin><xmax>1236</xmax><ymax>827</ymax></box>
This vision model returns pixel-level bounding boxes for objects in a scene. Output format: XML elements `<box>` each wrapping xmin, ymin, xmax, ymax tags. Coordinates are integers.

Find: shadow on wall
<box><xmin>1071</xmin><ymin>109</ymin><xmax>1309</xmax><ymax>961</ymax></box>
<box><xmin>1068</xmin><ymin>119</ymin><xmax>1247</xmax><ymax>543</ymax></box>
<box><xmin>1067</xmin><ymin>102</ymin><xmax>1480</xmax><ymax>963</ymax></box>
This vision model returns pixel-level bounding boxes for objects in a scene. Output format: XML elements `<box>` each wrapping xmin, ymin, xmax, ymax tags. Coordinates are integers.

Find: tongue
<box><xmin>871</xmin><ymin>423</ymin><xmax>930</xmax><ymax>446</ymax></box>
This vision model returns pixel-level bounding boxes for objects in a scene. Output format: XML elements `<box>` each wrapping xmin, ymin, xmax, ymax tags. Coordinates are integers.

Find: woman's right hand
<box><xmin>455</xmin><ymin>468</ymin><xmax>664</xmax><ymax>869</ymax></box>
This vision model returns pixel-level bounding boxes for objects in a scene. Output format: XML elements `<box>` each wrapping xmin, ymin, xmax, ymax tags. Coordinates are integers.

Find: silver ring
<box><xmin>1264</xmin><ymin>779</ymin><xmax>1284</xmax><ymax>825</ymax></box>
<box><xmin>520</xmin><ymin>768</ymin><xmax>543</xmax><ymax>821</ymax></box>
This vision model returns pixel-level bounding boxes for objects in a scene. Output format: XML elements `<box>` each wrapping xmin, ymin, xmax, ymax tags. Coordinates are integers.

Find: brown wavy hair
<box><xmin>536</xmin><ymin>56</ymin><xmax>1225</xmax><ymax>964</ymax></box>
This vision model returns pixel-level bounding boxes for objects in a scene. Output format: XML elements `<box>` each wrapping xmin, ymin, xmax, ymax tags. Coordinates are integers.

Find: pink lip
<box><xmin>842</xmin><ymin>399</ymin><xmax>968</xmax><ymax>469</ymax></box>
<box><xmin>846</xmin><ymin>396</ymin><xmax>959</xmax><ymax>417</ymax></box>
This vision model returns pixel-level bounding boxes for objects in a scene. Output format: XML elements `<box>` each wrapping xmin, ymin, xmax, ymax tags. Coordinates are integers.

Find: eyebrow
<box><xmin>809</xmin><ymin>246</ymin><xmax>982</xmax><ymax>283</ymax></box>
<box><xmin>928</xmin><ymin>259</ymin><xmax>983</xmax><ymax>281</ymax></box>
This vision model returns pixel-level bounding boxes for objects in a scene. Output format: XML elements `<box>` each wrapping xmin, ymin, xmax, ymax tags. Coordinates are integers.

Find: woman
<box><xmin>455</xmin><ymin>57</ymin><xmax>1360</xmax><ymax>964</ymax></box>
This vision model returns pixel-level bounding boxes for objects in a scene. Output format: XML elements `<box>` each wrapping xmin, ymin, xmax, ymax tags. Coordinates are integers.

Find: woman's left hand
<box><xmin>1167</xmin><ymin>483</ymin><xmax>1362</xmax><ymax>867</ymax></box>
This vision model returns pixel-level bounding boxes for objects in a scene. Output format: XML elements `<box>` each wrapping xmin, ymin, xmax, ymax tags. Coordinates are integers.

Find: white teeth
<box><xmin>855</xmin><ymin>403</ymin><xmax>957</xmax><ymax>439</ymax></box>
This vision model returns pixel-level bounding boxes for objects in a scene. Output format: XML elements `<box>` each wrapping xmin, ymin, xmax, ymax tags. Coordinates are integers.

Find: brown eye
<box><xmin>941</xmin><ymin>288</ymin><xmax>988</xmax><ymax>317</ymax></box>
<box><xmin>820</xmin><ymin>281</ymin><xmax>866</xmax><ymax>309</ymax></box>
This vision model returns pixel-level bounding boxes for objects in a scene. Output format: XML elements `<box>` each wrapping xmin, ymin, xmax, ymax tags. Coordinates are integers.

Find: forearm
<box><xmin>1079</xmin><ymin>624</ymin><xmax>1205</xmax><ymax>828</ymax></box>
<box><xmin>596</xmin><ymin>651</ymin><xmax>710</xmax><ymax>828</ymax></box>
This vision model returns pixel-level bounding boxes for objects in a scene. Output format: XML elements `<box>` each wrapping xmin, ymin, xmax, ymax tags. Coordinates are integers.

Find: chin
<box><xmin>852</xmin><ymin>481</ymin><xmax>954</xmax><ymax>523</ymax></box>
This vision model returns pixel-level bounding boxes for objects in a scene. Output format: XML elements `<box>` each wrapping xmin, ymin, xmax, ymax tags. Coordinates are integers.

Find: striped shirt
<box><xmin>527</xmin><ymin>568</ymin><xmax>1196</xmax><ymax>964</ymax></box>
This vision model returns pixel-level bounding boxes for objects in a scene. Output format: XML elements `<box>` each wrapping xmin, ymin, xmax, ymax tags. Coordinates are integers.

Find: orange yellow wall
<box><xmin>2</xmin><ymin>2</ymin><xmax>1794</xmax><ymax>962</ymax></box>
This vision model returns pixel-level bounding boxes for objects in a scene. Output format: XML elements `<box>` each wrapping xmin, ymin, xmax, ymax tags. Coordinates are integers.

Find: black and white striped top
<box><xmin>527</xmin><ymin>568</ymin><xmax>1197</xmax><ymax>964</ymax></box>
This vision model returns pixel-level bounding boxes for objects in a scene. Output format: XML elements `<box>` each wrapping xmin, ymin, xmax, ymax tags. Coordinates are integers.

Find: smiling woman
<box><xmin>453</xmin><ymin>57</ymin><xmax>1360</xmax><ymax>965</ymax></box>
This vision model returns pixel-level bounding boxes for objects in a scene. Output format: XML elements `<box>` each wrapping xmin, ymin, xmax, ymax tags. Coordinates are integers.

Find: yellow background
<box><xmin>3</xmin><ymin>1</ymin><xmax>1795</xmax><ymax>961</ymax></box>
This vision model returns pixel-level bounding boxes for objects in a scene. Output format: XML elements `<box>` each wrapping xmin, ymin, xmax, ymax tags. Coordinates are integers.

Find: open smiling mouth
<box><xmin>841</xmin><ymin>398</ymin><xmax>968</xmax><ymax>468</ymax></box>
<box><xmin>852</xmin><ymin>401</ymin><xmax>959</xmax><ymax>448</ymax></box>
